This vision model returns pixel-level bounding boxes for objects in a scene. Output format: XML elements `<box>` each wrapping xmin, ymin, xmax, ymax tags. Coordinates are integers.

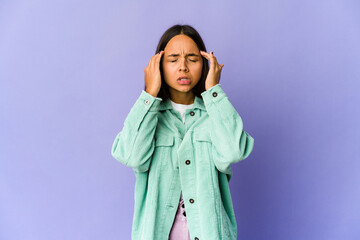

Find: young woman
<box><xmin>111</xmin><ymin>24</ymin><xmax>254</xmax><ymax>240</ymax></box>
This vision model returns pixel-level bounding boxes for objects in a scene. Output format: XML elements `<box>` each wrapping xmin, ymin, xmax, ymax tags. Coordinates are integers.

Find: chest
<box><xmin>152</xmin><ymin>109</ymin><xmax>213</xmax><ymax>172</ymax></box>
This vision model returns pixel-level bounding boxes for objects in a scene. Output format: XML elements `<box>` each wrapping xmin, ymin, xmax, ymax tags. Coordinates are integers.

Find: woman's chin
<box><xmin>177</xmin><ymin>86</ymin><xmax>193</xmax><ymax>92</ymax></box>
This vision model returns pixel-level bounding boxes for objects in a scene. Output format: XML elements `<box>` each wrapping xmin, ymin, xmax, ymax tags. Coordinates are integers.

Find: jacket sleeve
<box><xmin>111</xmin><ymin>90</ymin><xmax>162</xmax><ymax>173</ymax></box>
<box><xmin>200</xmin><ymin>83</ymin><xmax>254</xmax><ymax>175</ymax></box>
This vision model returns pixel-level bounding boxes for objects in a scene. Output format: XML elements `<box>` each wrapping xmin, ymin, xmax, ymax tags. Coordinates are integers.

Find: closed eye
<box><xmin>169</xmin><ymin>59</ymin><xmax>198</xmax><ymax>62</ymax></box>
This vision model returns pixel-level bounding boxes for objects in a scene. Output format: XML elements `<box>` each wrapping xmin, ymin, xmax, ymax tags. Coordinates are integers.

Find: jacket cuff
<box><xmin>201</xmin><ymin>83</ymin><xmax>226</xmax><ymax>106</ymax></box>
<box><xmin>139</xmin><ymin>90</ymin><xmax>162</xmax><ymax>112</ymax></box>
<box><xmin>123</xmin><ymin>90</ymin><xmax>162</xmax><ymax>130</ymax></box>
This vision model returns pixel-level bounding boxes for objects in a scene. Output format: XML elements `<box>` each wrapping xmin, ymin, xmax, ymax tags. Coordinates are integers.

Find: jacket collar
<box><xmin>158</xmin><ymin>95</ymin><xmax>206</xmax><ymax>111</ymax></box>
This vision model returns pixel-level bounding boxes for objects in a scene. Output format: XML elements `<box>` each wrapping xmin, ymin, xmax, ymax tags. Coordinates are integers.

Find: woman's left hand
<box><xmin>200</xmin><ymin>50</ymin><xmax>224</xmax><ymax>90</ymax></box>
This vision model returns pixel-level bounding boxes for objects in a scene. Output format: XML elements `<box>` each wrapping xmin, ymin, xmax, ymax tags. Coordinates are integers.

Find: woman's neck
<box><xmin>169</xmin><ymin>90</ymin><xmax>195</xmax><ymax>105</ymax></box>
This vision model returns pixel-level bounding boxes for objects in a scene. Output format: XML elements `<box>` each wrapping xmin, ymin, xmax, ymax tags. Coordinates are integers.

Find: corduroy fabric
<box><xmin>111</xmin><ymin>83</ymin><xmax>254</xmax><ymax>240</ymax></box>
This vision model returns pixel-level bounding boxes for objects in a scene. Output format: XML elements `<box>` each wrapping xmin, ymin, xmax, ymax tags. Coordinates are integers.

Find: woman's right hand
<box><xmin>144</xmin><ymin>50</ymin><xmax>164</xmax><ymax>97</ymax></box>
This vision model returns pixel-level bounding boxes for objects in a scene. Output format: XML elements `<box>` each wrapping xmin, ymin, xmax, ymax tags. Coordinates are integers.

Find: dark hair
<box><xmin>143</xmin><ymin>24</ymin><xmax>209</xmax><ymax>101</ymax></box>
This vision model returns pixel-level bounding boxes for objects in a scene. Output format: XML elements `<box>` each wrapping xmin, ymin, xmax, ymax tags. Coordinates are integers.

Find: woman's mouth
<box><xmin>177</xmin><ymin>77</ymin><xmax>191</xmax><ymax>85</ymax></box>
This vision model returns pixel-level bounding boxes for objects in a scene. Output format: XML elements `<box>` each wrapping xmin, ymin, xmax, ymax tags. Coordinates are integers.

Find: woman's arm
<box><xmin>201</xmin><ymin>83</ymin><xmax>254</xmax><ymax>175</ymax></box>
<box><xmin>111</xmin><ymin>90</ymin><xmax>162</xmax><ymax>172</ymax></box>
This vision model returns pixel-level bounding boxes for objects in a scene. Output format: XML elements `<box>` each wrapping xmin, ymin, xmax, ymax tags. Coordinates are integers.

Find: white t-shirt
<box><xmin>170</xmin><ymin>100</ymin><xmax>194</xmax><ymax>124</ymax></box>
<box><xmin>170</xmin><ymin>99</ymin><xmax>194</xmax><ymax>200</ymax></box>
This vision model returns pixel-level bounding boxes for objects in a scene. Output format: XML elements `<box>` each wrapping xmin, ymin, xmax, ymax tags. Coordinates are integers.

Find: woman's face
<box><xmin>162</xmin><ymin>34</ymin><xmax>203</xmax><ymax>97</ymax></box>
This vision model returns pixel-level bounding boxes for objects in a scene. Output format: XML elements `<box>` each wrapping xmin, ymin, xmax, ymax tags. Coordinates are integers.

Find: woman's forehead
<box><xmin>164</xmin><ymin>35</ymin><xmax>199</xmax><ymax>53</ymax></box>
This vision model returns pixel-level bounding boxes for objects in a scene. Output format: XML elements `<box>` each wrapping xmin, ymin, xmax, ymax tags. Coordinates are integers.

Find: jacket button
<box><xmin>212</xmin><ymin>92</ymin><xmax>217</xmax><ymax>97</ymax></box>
<box><xmin>185</xmin><ymin>160</ymin><xmax>191</xmax><ymax>165</ymax></box>
<box><xmin>182</xmin><ymin>203</ymin><xmax>185</xmax><ymax>208</ymax></box>
<box><xmin>189</xmin><ymin>198</ymin><xmax>194</xmax><ymax>204</ymax></box>
<box><xmin>144</xmin><ymin>99</ymin><xmax>150</xmax><ymax>105</ymax></box>
<box><xmin>183</xmin><ymin>211</ymin><xmax>186</xmax><ymax>217</ymax></box>
<box><xmin>190</xmin><ymin>111</ymin><xmax>195</xmax><ymax>116</ymax></box>
<box><xmin>194</xmin><ymin>237</ymin><xmax>199</xmax><ymax>240</ymax></box>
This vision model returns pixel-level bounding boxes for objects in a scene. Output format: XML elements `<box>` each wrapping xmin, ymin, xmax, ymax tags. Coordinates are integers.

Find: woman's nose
<box><xmin>179</xmin><ymin>59</ymin><xmax>188</xmax><ymax>72</ymax></box>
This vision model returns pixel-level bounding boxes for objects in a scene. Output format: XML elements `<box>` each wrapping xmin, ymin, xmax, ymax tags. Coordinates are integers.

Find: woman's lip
<box><xmin>178</xmin><ymin>77</ymin><xmax>190</xmax><ymax>80</ymax></box>
<box><xmin>177</xmin><ymin>79</ymin><xmax>191</xmax><ymax>84</ymax></box>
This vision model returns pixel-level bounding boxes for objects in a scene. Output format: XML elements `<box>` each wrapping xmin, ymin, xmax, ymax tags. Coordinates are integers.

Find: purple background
<box><xmin>1</xmin><ymin>0</ymin><xmax>359</xmax><ymax>239</ymax></box>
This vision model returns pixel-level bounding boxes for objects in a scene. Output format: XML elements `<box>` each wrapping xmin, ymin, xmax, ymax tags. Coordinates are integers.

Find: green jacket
<box><xmin>111</xmin><ymin>83</ymin><xmax>254</xmax><ymax>240</ymax></box>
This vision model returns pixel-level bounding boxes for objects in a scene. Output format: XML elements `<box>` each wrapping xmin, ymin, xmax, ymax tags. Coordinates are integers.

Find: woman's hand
<box><xmin>144</xmin><ymin>51</ymin><xmax>164</xmax><ymax>97</ymax></box>
<box><xmin>200</xmin><ymin>51</ymin><xmax>224</xmax><ymax>90</ymax></box>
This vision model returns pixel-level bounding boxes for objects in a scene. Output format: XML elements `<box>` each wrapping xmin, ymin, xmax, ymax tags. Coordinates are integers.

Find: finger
<box><xmin>200</xmin><ymin>51</ymin><xmax>217</xmax><ymax>68</ymax></box>
<box><xmin>200</xmin><ymin>50</ymin><xmax>211</xmax><ymax>60</ymax></box>
<box><xmin>150</xmin><ymin>51</ymin><xmax>162</xmax><ymax>69</ymax></box>
<box><xmin>149</xmin><ymin>55</ymin><xmax>155</xmax><ymax>69</ymax></box>
<box><xmin>213</xmin><ymin>57</ymin><xmax>219</xmax><ymax>66</ymax></box>
<box><xmin>155</xmin><ymin>50</ymin><xmax>164</xmax><ymax>67</ymax></box>
<box><xmin>209</xmin><ymin>51</ymin><xmax>220</xmax><ymax>66</ymax></box>
<box><xmin>206</xmin><ymin>51</ymin><xmax>217</xmax><ymax>69</ymax></box>
<box><xmin>157</xmin><ymin>50</ymin><xmax>164</xmax><ymax>60</ymax></box>
<box><xmin>148</xmin><ymin>53</ymin><xmax>158</xmax><ymax>68</ymax></box>
<box><xmin>200</xmin><ymin>51</ymin><xmax>220</xmax><ymax>71</ymax></box>
<box><xmin>200</xmin><ymin>50</ymin><xmax>216</xmax><ymax>56</ymax></box>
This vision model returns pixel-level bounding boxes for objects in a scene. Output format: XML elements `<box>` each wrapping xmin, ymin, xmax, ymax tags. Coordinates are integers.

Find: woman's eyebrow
<box><xmin>167</xmin><ymin>53</ymin><xmax>200</xmax><ymax>57</ymax></box>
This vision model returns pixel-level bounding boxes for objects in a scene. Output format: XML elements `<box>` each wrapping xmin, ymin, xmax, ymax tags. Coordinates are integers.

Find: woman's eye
<box><xmin>169</xmin><ymin>59</ymin><xmax>197</xmax><ymax>62</ymax></box>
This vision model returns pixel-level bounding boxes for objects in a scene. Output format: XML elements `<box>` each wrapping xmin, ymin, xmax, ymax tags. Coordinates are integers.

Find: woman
<box><xmin>111</xmin><ymin>24</ymin><xmax>254</xmax><ymax>240</ymax></box>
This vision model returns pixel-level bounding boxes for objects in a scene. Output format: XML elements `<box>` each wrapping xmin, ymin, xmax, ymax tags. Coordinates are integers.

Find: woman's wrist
<box><xmin>145</xmin><ymin>88</ymin><xmax>159</xmax><ymax>98</ymax></box>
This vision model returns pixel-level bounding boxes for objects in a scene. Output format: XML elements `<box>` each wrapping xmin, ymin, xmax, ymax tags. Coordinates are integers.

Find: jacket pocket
<box><xmin>154</xmin><ymin>134</ymin><xmax>174</xmax><ymax>169</ymax></box>
<box><xmin>155</xmin><ymin>135</ymin><xmax>174</xmax><ymax>147</ymax></box>
<box><xmin>194</xmin><ymin>130</ymin><xmax>211</xmax><ymax>142</ymax></box>
<box><xmin>194</xmin><ymin>130</ymin><xmax>212</xmax><ymax>164</ymax></box>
